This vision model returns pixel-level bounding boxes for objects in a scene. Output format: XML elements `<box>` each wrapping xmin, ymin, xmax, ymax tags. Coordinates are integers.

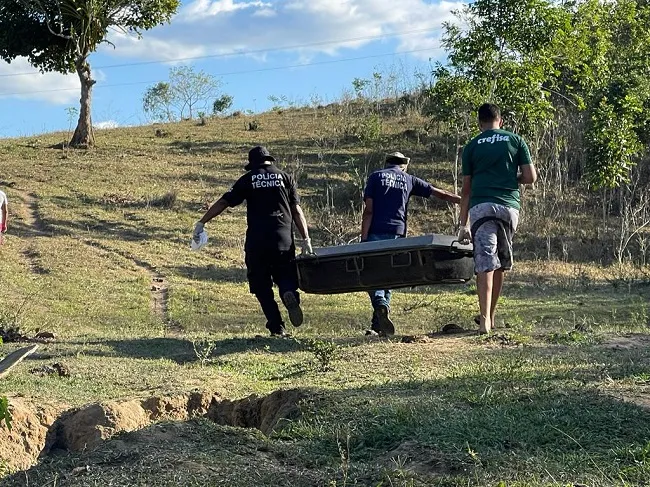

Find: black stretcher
<box><xmin>296</xmin><ymin>234</ymin><xmax>474</xmax><ymax>294</ymax></box>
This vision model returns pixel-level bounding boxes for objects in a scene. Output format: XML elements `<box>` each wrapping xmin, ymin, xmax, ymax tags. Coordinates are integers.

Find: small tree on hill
<box><xmin>143</xmin><ymin>82</ymin><xmax>175</xmax><ymax>122</ymax></box>
<box><xmin>213</xmin><ymin>94</ymin><xmax>233</xmax><ymax>116</ymax></box>
<box><xmin>0</xmin><ymin>0</ymin><xmax>179</xmax><ymax>148</ymax></box>
<box><xmin>143</xmin><ymin>66</ymin><xmax>222</xmax><ymax>121</ymax></box>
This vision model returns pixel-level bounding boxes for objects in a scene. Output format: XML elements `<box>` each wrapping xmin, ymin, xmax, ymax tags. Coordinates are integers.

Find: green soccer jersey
<box><xmin>461</xmin><ymin>129</ymin><xmax>532</xmax><ymax>210</ymax></box>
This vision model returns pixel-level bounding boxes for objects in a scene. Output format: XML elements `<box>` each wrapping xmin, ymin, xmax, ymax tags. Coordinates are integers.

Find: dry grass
<box><xmin>0</xmin><ymin>106</ymin><xmax>649</xmax><ymax>485</ymax></box>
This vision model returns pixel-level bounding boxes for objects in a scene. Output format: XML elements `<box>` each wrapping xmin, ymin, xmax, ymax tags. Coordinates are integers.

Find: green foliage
<box><xmin>0</xmin><ymin>0</ymin><xmax>178</xmax><ymax>146</ymax></box>
<box><xmin>343</xmin><ymin>114</ymin><xmax>382</xmax><ymax>146</ymax></box>
<box><xmin>352</xmin><ymin>78</ymin><xmax>371</xmax><ymax>99</ymax></box>
<box><xmin>438</xmin><ymin>0</ymin><xmax>564</xmax><ymax>136</ymax></box>
<box><xmin>0</xmin><ymin>397</ymin><xmax>11</xmax><ymax>430</ymax></box>
<box><xmin>585</xmin><ymin>97</ymin><xmax>643</xmax><ymax>188</ymax></box>
<box><xmin>143</xmin><ymin>82</ymin><xmax>174</xmax><ymax>122</ymax></box>
<box><xmin>213</xmin><ymin>94</ymin><xmax>234</xmax><ymax>115</ymax></box>
<box><xmin>0</xmin><ymin>0</ymin><xmax>179</xmax><ymax>70</ymax></box>
<box><xmin>433</xmin><ymin>0</ymin><xmax>650</xmax><ymax>188</ymax></box>
<box><xmin>192</xmin><ymin>338</ymin><xmax>216</xmax><ymax>366</ymax></box>
<box><xmin>300</xmin><ymin>338</ymin><xmax>340</xmax><ymax>372</ymax></box>
<box><xmin>427</xmin><ymin>65</ymin><xmax>479</xmax><ymax>138</ymax></box>
<box><xmin>546</xmin><ymin>329</ymin><xmax>593</xmax><ymax>345</ymax></box>
<box><xmin>268</xmin><ymin>94</ymin><xmax>294</xmax><ymax>111</ymax></box>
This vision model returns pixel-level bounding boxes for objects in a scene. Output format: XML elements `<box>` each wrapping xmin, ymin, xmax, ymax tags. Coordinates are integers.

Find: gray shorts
<box><xmin>469</xmin><ymin>203</ymin><xmax>519</xmax><ymax>273</ymax></box>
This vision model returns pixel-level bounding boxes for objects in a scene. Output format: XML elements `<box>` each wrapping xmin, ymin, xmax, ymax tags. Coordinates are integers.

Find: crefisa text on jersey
<box><xmin>252</xmin><ymin>173</ymin><xmax>286</xmax><ymax>188</ymax></box>
<box><xmin>477</xmin><ymin>134</ymin><xmax>510</xmax><ymax>144</ymax></box>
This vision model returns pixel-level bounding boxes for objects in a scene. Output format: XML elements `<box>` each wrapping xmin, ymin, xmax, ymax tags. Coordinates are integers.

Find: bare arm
<box><xmin>291</xmin><ymin>204</ymin><xmax>310</xmax><ymax>240</ymax></box>
<box><xmin>361</xmin><ymin>198</ymin><xmax>373</xmax><ymax>241</ymax></box>
<box><xmin>1</xmin><ymin>202</ymin><xmax>7</xmax><ymax>232</ymax></box>
<box><xmin>430</xmin><ymin>187</ymin><xmax>461</xmax><ymax>205</ymax></box>
<box><xmin>199</xmin><ymin>198</ymin><xmax>229</xmax><ymax>224</ymax></box>
<box><xmin>518</xmin><ymin>164</ymin><xmax>537</xmax><ymax>185</ymax></box>
<box><xmin>459</xmin><ymin>176</ymin><xmax>472</xmax><ymax>228</ymax></box>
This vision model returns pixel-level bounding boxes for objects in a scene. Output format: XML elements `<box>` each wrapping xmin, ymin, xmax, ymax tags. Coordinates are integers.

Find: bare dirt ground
<box><xmin>1</xmin><ymin>388</ymin><xmax>305</xmax><ymax>477</ymax></box>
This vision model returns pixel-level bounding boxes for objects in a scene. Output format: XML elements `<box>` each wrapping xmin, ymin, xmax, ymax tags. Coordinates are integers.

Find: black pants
<box><xmin>245</xmin><ymin>249</ymin><xmax>300</xmax><ymax>333</ymax></box>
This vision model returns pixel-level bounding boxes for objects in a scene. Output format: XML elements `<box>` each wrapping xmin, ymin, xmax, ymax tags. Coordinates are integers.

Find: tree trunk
<box><xmin>70</xmin><ymin>58</ymin><xmax>96</xmax><ymax>148</ymax></box>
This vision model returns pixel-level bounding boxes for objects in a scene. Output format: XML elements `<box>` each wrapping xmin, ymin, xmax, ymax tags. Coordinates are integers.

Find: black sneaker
<box><xmin>270</xmin><ymin>329</ymin><xmax>291</xmax><ymax>338</ymax></box>
<box><xmin>365</xmin><ymin>329</ymin><xmax>386</xmax><ymax>337</ymax></box>
<box><xmin>282</xmin><ymin>291</ymin><xmax>303</xmax><ymax>327</ymax></box>
<box><xmin>374</xmin><ymin>305</ymin><xmax>395</xmax><ymax>336</ymax></box>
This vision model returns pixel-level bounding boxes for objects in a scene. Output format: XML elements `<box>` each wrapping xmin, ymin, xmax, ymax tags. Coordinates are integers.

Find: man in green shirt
<box><xmin>458</xmin><ymin>103</ymin><xmax>537</xmax><ymax>334</ymax></box>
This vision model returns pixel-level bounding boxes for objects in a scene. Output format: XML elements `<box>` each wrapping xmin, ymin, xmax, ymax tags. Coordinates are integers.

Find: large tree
<box><xmin>0</xmin><ymin>0</ymin><xmax>179</xmax><ymax>147</ymax></box>
<box><xmin>439</xmin><ymin>0</ymin><xmax>567</xmax><ymax>137</ymax></box>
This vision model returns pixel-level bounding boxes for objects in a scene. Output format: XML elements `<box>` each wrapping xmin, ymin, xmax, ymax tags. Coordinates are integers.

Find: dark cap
<box><xmin>247</xmin><ymin>146</ymin><xmax>275</xmax><ymax>168</ymax></box>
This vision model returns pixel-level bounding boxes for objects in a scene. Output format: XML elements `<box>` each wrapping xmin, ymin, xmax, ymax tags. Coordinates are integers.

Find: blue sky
<box><xmin>0</xmin><ymin>0</ymin><xmax>463</xmax><ymax>138</ymax></box>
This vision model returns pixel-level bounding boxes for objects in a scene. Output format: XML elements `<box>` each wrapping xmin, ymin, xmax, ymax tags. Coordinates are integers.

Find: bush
<box><xmin>300</xmin><ymin>338</ymin><xmax>340</xmax><ymax>371</ymax></box>
<box><xmin>0</xmin><ymin>397</ymin><xmax>11</xmax><ymax>430</ymax></box>
<box><xmin>213</xmin><ymin>94</ymin><xmax>234</xmax><ymax>115</ymax></box>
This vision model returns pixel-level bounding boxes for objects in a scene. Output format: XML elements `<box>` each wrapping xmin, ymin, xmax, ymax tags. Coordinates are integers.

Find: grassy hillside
<box><xmin>1</xmin><ymin>107</ymin><xmax>649</xmax><ymax>486</ymax></box>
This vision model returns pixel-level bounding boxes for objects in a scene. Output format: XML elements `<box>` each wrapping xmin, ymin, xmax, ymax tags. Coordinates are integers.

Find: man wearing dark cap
<box><xmin>193</xmin><ymin>146</ymin><xmax>313</xmax><ymax>337</ymax></box>
<box><xmin>362</xmin><ymin>151</ymin><xmax>461</xmax><ymax>336</ymax></box>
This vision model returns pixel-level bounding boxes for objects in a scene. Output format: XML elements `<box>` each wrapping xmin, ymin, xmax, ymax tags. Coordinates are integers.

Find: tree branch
<box><xmin>17</xmin><ymin>0</ymin><xmax>73</xmax><ymax>40</ymax></box>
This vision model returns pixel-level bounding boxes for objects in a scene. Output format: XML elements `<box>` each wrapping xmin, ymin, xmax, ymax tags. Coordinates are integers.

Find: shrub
<box><xmin>0</xmin><ymin>397</ymin><xmax>11</xmax><ymax>430</ymax></box>
<box><xmin>300</xmin><ymin>338</ymin><xmax>340</xmax><ymax>371</ymax></box>
<box><xmin>213</xmin><ymin>94</ymin><xmax>234</xmax><ymax>115</ymax></box>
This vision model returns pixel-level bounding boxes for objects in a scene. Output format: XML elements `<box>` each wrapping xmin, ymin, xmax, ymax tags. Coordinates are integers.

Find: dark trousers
<box><xmin>245</xmin><ymin>249</ymin><xmax>300</xmax><ymax>333</ymax></box>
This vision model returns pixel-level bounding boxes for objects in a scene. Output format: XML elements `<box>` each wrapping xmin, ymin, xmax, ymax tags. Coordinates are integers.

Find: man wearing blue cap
<box><xmin>193</xmin><ymin>146</ymin><xmax>312</xmax><ymax>337</ymax></box>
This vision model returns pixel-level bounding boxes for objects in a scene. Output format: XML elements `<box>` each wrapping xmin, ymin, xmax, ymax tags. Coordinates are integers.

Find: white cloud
<box><xmin>104</xmin><ymin>0</ymin><xmax>462</xmax><ymax>63</ymax></box>
<box><xmin>94</xmin><ymin>120</ymin><xmax>119</xmax><ymax>129</ymax></box>
<box><xmin>107</xmin><ymin>31</ymin><xmax>207</xmax><ymax>64</ymax></box>
<box><xmin>0</xmin><ymin>1</ymin><xmax>460</xmax><ymax>104</ymax></box>
<box><xmin>0</xmin><ymin>58</ymin><xmax>79</xmax><ymax>104</ymax></box>
<box><xmin>252</xmin><ymin>7</ymin><xmax>277</xmax><ymax>17</ymax></box>
<box><xmin>178</xmin><ymin>0</ymin><xmax>271</xmax><ymax>20</ymax></box>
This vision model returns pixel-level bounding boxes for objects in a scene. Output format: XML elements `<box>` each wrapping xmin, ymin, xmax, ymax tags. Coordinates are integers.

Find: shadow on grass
<box><xmin>76</xmin><ymin>336</ymin><xmax>304</xmax><ymax>364</ymax></box>
<box><xmin>7</xmin><ymin>347</ymin><xmax>650</xmax><ymax>487</ymax></box>
<box><xmin>290</xmin><ymin>351</ymin><xmax>650</xmax><ymax>485</ymax></box>
<box><xmin>167</xmin><ymin>139</ymin><xmax>244</xmax><ymax>155</ymax></box>
<box><xmin>173</xmin><ymin>265</ymin><xmax>247</xmax><ymax>283</ymax></box>
<box><xmin>101</xmin><ymin>338</ymin><xmax>197</xmax><ymax>364</ymax></box>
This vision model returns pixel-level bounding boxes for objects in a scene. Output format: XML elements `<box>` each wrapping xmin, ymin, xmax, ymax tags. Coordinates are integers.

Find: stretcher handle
<box><xmin>345</xmin><ymin>256</ymin><xmax>364</xmax><ymax>273</ymax></box>
<box><xmin>449</xmin><ymin>239</ymin><xmax>471</xmax><ymax>253</ymax></box>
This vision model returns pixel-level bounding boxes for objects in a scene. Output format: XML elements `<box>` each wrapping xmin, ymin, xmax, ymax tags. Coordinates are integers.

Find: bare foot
<box><xmin>478</xmin><ymin>316</ymin><xmax>491</xmax><ymax>335</ymax></box>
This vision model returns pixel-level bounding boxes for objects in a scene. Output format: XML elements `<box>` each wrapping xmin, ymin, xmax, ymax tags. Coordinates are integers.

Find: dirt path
<box><xmin>81</xmin><ymin>239</ymin><xmax>181</xmax><ymax>332</ymax></box>
<box><xmin>10</xmin><ymin>189</ymin><xmax>51</xmax><ymax>275</ymax></box>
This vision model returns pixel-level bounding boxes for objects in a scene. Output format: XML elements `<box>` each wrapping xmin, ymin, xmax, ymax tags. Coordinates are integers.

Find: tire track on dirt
<box><xmin>11</xmin><ymin>189</ymin><xmax>51</xmax><ymax>275</ymax></box>
<box><xmin>81</xmin><ymin>239</ymin><xmax>182</xmax><ymax>333</ymax></box>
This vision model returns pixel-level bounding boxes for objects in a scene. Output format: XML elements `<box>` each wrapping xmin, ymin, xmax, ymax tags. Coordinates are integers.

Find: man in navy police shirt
<box><xmin>193</xmin><ymin>146</ymin><xmax>312</xmax><ymax>337</ymax></box>
<box><xmin>362</xmin><ymin>152</ymin><xmax>461</xmax><ymax>336</ymax></box>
